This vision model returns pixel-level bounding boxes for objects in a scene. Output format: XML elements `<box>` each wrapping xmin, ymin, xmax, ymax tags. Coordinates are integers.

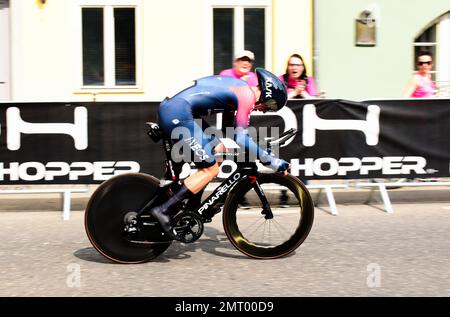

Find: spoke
<box><xmin>271</xmin><ymin>216</ymin><xmax>294</xmax><ymax>233</ymax></box>
<box><xmin>240</xmin><ymin>214</ymin><xmax>266</xmax><ymax>233</ymax></box>
<box><xmin>258</xmin><ymin>221</ymin><xmax>272</xmax><ymax>246</ymax></box>
<box><xmin>269</xmin><ymin>220</ymin><xmax>272</xmax><ymax>246</ymax></box>
<box><xmin>244</xmin><ymin>218</ymin><xmax>267</xmax><ymax>241</ymax></box>
<box><xmin>271</xmin><ymin>212</ymin><xmax>297</xmax><ymax>218</ymax></box>
<box><xmin>236</xmin><ymin>183</ymin><xmax>307</xmax><ymax>248</ymax></box>
<box><xmin>270</xmin><ymin>218</ymin><xmax>292</xmax><ymax>242</ymax></box>
<box><xmin>261</xmin><ymin>221</ymin><xmax>268</xmax><ymax>245</ymax></box>
<box><xmin>260</xmin><ymin>220</ymin><xmax>284</xmax><ymax>245</ymax></box>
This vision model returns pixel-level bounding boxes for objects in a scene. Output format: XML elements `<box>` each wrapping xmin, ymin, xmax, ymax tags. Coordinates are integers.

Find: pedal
<box><xmin>172</xmin><ymin>211</ymin><xmax>204</xmax><ymax>243</ymax></box>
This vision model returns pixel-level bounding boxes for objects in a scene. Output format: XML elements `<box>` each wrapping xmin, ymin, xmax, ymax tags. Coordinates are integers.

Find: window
<box><xmin>213</xmin><ymin>3</ymin><xmax>270</xmax><ymax>74</ymax></box>
<box><xmin>81</xmin><ymin>3</ymin><xmax>138</xmax><ymax>88</ymax></box>
<box><xmin>244</xmin><ymin>8</ymin><xmax>265</xmax><ymax>69</ymax></box>
<box><xmin>114</xmin><ymin>8</ymin><xmax>136</xmax><ymax>85</ymax></box>
<box><xmin>82</xmin><ymin>8</ymin><xmax>104</xmax><ymax>86</ymax></box>
<box><xmin>414</xmin><ymin>12</ymin><xmax>450</xmax><ymax>96</ymax></box>
<box><xmin>213</xmin><ymin>8</ymin><xmax>234</xmax><ymax>75</ymax></box>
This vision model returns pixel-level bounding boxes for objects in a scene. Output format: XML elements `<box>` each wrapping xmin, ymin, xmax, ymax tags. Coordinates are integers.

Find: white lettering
<box><xmin>401</xmin><ymin>157</ymin><xmax>427</xmax><ymax>174</ymax></box>
<box><xmin>0</xmin><ymin>162</ymin><xmax>20</xmax><ymax>181</ymax></box>
<box><xmin>45</xmin><ymin>162</ymin><xmax>71</xmax><ymax>180</ymax></box>
<box><xmin>290</xmin><ymin>156</ymin><xmax>427</xmax><ymax>177</ymax></box>
<box><xmin>0</xmin><ymin>161</ymin><xmax>140</xmax><ymax>181</ymax></box>
<box><xmin>265</xmin><ymin>78</ymin><xmax>273</xmax><ymax>98</ymax></box>
<box><xmin>177</xmin><ymin>156</ymin><xmax>428</xmax><ymax>180</ymax></box>
<box><xmin>337</xmin><ymin>157</ymin><xmax>362</xmax><ymax>176</ymax></box>
<box><xmin>93</xmin><ymin>161</ymin><xmax>116</xmax><ymax>181</ymax></box>
<box><xmin>69</xmin><ymin>162</ymin><xmax>95</xmax><ymax>180</ymax></box>
<box><xmin>303</xmin><ymin>104</ymin><xmax>380</xmax><ymax>146</ymax></box>
<box><xmin>382</xmin><ymin>156</ymin><xmax>403</xmax><ymax>175</ymax></box>
<box><xmin>360</xmin><ymin>157</ymin><xmax>383</xmax><ymax>175</ymax></box>
<box><xmin>198</xmin><ymin>173</ymin><xmax>241</xmax><ymax>213</ymax></box>
<box><xmin>313</xmin><ymin>158</ymin><xmax>339</xmax><ymax>177</ymax></box>
<box><xmin>6</xmin><ymin>107</ymin><xmax>88</xmax><ymax>151</ymax></box>
<box><xmin>19</xmin><ymin>162</ymin><xmax>46</xmax><ymax>181</ymax></box>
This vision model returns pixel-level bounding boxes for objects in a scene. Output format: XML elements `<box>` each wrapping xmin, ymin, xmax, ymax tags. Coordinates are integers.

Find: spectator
<box><xmin>219</xmin><ymin>50</ymin><xmax>259</xmax><ymax>87</ymax></box>
<box><xmin>279</xmin><ymin>54</ymin><xmax>316</xmax><ymax>206</ymax></box>
<box><xmin>404</xmin><ymin>51</ymin><xmax>436</xmax><ymax>98</ymax></box>
<box><xmin>219</xmin><ymin>50</ymin><xmax>258</xmax><ymax>209</ymax></box>
<box><xmin>280</xmin><ymin>53</ymin><xmax>318</xmax><ymax>99</ymax></box>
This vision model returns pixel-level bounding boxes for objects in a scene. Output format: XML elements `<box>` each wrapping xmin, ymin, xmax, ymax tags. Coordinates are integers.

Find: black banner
<box><xmin>0</xmin><ymin>99</ymin><xmax>449</xmax><ymax>184</ymax></box>
<box><xmin>253</xmin><ymin>99</ymin><xmax>450</xmax><ymax>180</ymax></box>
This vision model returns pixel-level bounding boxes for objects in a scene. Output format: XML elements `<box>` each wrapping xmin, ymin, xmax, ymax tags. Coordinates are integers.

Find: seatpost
<box><xmin>161</xmin><ymin>137</ymin><xmax>179</xmax><ymax>184</ymax></box>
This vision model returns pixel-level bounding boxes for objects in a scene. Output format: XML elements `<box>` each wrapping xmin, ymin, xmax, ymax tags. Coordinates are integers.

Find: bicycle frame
<box><xmin>194</xmin><ymin>163</ymin><xmax>273</xmax><ymax>220</ymax></box>
<box><xmin>137</xmin><ymin>128</ymin><xmax>273</xmax><ymax>221</ymax></box>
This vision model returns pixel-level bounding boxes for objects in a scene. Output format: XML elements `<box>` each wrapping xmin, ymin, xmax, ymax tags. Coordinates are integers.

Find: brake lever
<box><xmin>269</xmin><ymin>129</ymin><xmax>299</xmax><ymax>147</ymax></box>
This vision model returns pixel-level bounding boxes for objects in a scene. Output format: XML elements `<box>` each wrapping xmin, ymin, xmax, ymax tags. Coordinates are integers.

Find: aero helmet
<box><xmin>255</xmin><ymin>68</ymin><xmax>287</xmax><ymax>111</ymax></box>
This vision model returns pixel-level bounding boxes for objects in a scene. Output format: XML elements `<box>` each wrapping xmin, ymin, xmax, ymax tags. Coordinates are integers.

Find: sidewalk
<box><xmin>0</xmin><ymin>180</ymin><xmax>449</xmax><ymax>212</ymax></box>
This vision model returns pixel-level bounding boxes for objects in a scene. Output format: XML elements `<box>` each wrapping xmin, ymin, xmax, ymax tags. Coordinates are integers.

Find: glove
<box><xmin>262</xmin><ymin>156</ymin><xmax>290</xmax><ymax>172</ymax></box>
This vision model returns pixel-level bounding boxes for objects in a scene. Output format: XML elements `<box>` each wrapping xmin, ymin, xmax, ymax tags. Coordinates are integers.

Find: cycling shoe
<box><xmin>149</xmin><ymin>207</ymin><xmax>178</xmax><ymax>240</ymax></box>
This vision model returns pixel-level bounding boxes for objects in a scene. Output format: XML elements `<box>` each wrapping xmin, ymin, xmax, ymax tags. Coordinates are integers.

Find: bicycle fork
<box><xmin>252</xmin><ymin>179</ymin><xmax>274</xmax><ymax>219</ymax></box>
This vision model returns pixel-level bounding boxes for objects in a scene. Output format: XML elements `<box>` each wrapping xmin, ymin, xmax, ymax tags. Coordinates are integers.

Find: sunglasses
<box><xmin>417</xmin><ymin>61</ymin><xmax>432</xmax><ymax>66</ymax></box>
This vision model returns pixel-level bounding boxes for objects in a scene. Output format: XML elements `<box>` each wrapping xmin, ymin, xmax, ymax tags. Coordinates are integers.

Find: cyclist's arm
<box><xmin>226</xmin><ymin>85</ymin><xmax>289</xmax><ymax>172</ymax></box>
<box><xmin>234</xmin><ymin>101</ymin><xmax>288</xmax><ymax>172</ymax></box>
<box><xmin>235</xmin><ymin>127</ymin><xmax>290</xmax><ymax>173</ymax></box>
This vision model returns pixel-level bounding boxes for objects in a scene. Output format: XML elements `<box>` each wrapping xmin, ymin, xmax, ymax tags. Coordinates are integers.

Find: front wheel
<box><xmin>222</xmin><ymin>173</ymin><xmax>314</xmax><ymax>259</ymax></box>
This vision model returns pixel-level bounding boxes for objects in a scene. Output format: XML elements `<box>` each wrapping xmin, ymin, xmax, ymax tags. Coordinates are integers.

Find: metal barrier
<box><xmin>307</xmin><ymin>184</ymin><xmax>348</xmax><ymax>216</ymax></box>
<box><xmin>1</xmin><ymin>179</ymin><xmax>448</xmax><ymax>220</ymax></box>
<box><xmin>356</xmin><ymin>181</ymin><xmax>450</xmax><ymax>213</ymax></box>
<box><xmin>0</xmin><ymin>188</ymin><xmax>88</xmax><ymax>220</ymax></box>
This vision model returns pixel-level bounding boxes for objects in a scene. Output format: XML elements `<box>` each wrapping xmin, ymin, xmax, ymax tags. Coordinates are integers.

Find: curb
<box><xmin>0</xmin><ymin>184</ymin><xmax>449</xmax><ymax>212</ymax></box>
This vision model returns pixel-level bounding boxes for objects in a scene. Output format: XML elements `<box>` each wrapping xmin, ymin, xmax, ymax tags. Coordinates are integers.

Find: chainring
<box><xmin>172</xmin><ymin>211</ymin><xmax>204</xmax><ymax>243</ymax></box>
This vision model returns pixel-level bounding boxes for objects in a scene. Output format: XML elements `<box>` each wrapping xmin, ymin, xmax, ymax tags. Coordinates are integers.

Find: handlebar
<box><xmin>266</xmin><ymin>128</ymin><xmax>298</xmax><ymax>147</ymax></box>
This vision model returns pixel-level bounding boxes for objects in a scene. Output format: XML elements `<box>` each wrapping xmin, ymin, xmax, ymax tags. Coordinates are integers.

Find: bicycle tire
<box><xmin>222</xmin><ymin>173</ymin><xmax>314</xmax><ymax>259</ymax></box>
<box><xmin>85</xmin><ymin>173</ymin><xmax>172</xmax><ymax>264</ymax></box>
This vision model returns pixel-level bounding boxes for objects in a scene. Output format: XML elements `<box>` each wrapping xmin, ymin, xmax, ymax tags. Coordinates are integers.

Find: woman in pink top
<box><xmin>404</xmin><ymin>51</ymin><xmax>436</xmax><ymax>98</ymax></box>
<box><xmin>280</xmin><ymin>54</ymin><xmax>318</xmax><ymax>99</ymax></box>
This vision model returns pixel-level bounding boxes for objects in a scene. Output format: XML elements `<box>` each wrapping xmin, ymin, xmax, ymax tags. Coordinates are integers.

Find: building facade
<box><xmin>0</xmin><ymin>0</ymin><xmax>314</xmax><ymax>102</ymax></box>
<box><xmin>2</xmin><ymin>0</ymin><xmax>448</xmax><ymax>102</ymax></box>
<box><xmin>314</xmin><ymin>0</ymin><xmax>450</xmax><ymax>100</ymax></box>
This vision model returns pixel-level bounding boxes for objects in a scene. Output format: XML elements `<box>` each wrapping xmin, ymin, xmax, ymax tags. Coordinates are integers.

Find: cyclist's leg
<box><xmin>185</xmin><ymin>163</ymin><xmax>219</xmax><ymax>193</ymax></box>
<box><xmin>181</xmin><ymin>118</ymin><xmax>220</xmax><ymax>193</ymax></box>
<box><xmin>151</xmin><ymin>99</ymin><xmax>196</xmax><ymax>234</ymax></box>
<box><xmin>152</xmin><ymin>100</ymin><xmax>219</xmax><ymax>236</ymax></box>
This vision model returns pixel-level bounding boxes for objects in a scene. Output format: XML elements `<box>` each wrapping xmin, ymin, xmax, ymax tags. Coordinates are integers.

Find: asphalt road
<box><xmin>1</xmin><ymin>202</ymin><xmax>450</xmax><ymax>297</ymax></box>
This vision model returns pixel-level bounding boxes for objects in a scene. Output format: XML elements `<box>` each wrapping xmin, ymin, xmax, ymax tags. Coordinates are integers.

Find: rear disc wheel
<box><xmin>85</xmin><ymin>173</ymin><xmax>172</xmax><ymax>264</ymax></box>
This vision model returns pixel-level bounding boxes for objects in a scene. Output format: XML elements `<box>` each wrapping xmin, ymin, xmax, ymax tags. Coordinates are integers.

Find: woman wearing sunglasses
<box><xmin>404</xmin><ymin>51</ymin><xmax>436</xmax><ymax>98</ymax></box>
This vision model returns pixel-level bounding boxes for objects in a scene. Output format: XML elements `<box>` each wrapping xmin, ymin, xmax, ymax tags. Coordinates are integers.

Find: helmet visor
<box><xmin>263</xmin><ymin>99</ymin><xmax>278</xmax><ymax>112</ymax></box>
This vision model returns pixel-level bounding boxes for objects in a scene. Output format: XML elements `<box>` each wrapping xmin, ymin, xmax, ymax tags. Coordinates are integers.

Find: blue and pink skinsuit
<box><xmin>158</xmin><ymin>75</ymin><xmax>280</xmax><ymax>169</ymax></box>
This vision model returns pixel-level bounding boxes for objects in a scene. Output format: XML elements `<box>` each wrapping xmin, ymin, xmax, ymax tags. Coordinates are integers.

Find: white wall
<box><xmin>9</xmin><ymin>0</ymin><xmax>314</xmax><ymax>102</ymax></box>
<box><xmin>315</xmin><ymin>0</ymin><xmax>450</xmax><ymax>100</ymax></box>
<box><xmin>273</xmin><ymin>0</ymin><xmax>314</xmax><ymax>77</ymax></box>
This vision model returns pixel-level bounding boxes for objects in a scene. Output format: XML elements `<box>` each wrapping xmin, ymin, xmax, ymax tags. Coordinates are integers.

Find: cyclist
<box><xmin>150</xmin><ymin>68</ymin><xmax>290</xmax><ymax>238</ymax></box>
